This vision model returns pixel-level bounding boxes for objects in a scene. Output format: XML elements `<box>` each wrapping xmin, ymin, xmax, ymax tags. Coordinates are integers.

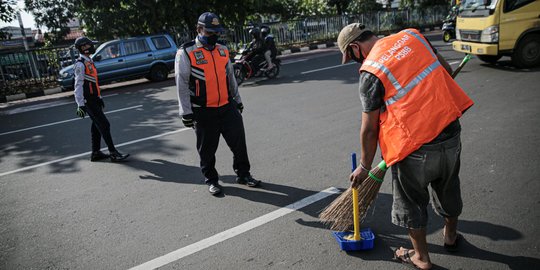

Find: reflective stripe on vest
<box><xmin>359</xmin><ymin>28</ymin><xmax>474</xmax><ymax>166</ymax></box>
<box><xmin>186</xmin><ymin>44</ymin><xmax>230</xmax><ymax>108</ymax></box>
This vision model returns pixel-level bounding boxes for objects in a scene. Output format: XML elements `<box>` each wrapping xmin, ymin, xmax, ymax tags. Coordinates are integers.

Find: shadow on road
<box><xmin>294</xmin><ymin>192</ymin><xmax>538</xmax><ymax>269</ymax></box>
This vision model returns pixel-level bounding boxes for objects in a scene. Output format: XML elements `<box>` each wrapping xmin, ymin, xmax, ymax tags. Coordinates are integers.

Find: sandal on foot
<box><xmin>444</xmin><ymin>233</ymin><xmax>463</xmax><ymax>252</ymax></box>
<box><xmin>392</xmin><ymin>248</ymin><xmax>421</xmax><ymax>269</ymax></box>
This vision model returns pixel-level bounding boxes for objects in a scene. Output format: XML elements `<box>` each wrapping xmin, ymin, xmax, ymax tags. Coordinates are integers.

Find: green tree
<box><xmin>0</xmin><ymin>0</ymin><xmax>18</xmax><ymax>39</ymax></box>
<box><xmin>24</xmin><ymin>0</ymin><xmax>76</xmax><ymax>43</ymax></box>
<box><xmin>348</xmin><ymin>0</ymin><xmax>383</xmax><ymax>14</ymax></box>
<box><xmin>328</xmin><ymin>0</ymin><xmax>350</xmax><ymax>15</ymax></box>
<box><xmin>0</xmin><ymin>0</ymin><xmax>17</xmax><ymax>23</ymax></box>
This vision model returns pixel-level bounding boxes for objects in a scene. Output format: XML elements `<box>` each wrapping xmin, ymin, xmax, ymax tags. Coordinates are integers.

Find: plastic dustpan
<box><xmin>333</xmin><ymin>228</ymin><xmax>375</xmax><ymax>251</ymax></box>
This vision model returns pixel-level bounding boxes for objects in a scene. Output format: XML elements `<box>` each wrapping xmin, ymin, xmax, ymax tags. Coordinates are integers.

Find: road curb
<box><xmin>2</xmin><ymin>87</ymin><xmax>67</xmax><ymax>103</ymax></box>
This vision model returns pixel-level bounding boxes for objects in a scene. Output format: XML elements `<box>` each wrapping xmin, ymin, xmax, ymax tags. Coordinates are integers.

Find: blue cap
<box><xmin>197</xmin><ymin>12</ymin><xmax>224</xmax><ymax>33</ymax></box>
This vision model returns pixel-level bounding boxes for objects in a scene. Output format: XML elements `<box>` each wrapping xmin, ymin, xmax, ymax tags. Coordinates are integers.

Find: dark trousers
<box><xmin>193</xmin><ymin>102</ymin><xmax>250</xmax><ymax>184</ymax></box>
<box><xmin>84</xmin><ymin>100</ymin><xmax>116</xmax><ymax>153</ymax></box>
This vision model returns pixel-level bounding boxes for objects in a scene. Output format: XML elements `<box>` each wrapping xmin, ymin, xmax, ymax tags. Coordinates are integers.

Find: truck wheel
<box><xmin>149</xmin><ymin>65</ymin><xmax>169</xmax><ymax>82</ymax></box>
<box><xmin>478</xmin><ymin>55</ymin><xmax>502</xmax><ymax>64</ymax></box>
<box><xmin>512</xmin><ymin>34</ymin><xmax>540</xmax><ymax>68</ymax></box>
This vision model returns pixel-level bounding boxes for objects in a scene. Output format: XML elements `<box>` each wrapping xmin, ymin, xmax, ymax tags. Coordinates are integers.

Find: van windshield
<box><xmin>459</xmin><ymin>0</ymin><xmax>498</xmax><ymax>17</ymax></box>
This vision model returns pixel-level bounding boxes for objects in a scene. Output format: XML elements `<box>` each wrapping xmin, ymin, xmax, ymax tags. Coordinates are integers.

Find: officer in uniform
<box><xmin>175</xmin><ymin>12</ymin><xmax>260</xmax><ymax>195</ymax></box>
<box><xmin>73</xmin><ymin>37</ymin><xmax>129</xmax><ymax>162</ymax></box>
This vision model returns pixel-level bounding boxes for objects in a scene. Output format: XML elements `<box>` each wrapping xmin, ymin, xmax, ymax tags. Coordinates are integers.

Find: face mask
<box><xmin>198</xmin><ymin>34</ymin><xmax>219</xmax><ymax>48</ymax></box>
<box><xmin>348</xmin><ymin>46</ymin><xmax>364</xmax><ymax>63</ymax></box>
<box><xmin>81</xmin><ymin>45</ymin><xmax>95</xmax><ymax>55</ymax></box>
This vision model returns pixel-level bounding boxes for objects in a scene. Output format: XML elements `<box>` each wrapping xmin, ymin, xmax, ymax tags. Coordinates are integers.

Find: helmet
<box><xmin>260</xmin><ymin>26</ymin><xmax>270</xmax><ymax>38</ymax></box>
<box><xmin>74</xmin><ymin>36</ymin><xmax>96</xmax><ymax>54</ymax></box>
<box><xmin>249</xmin><ymin>27</ymin><xmax>260</xmax><ymax>38</ymax></box>
<box><xmin>74</xmin><ymin>37</ymin><xmax>93</xmax><ymax>49</ymax></box>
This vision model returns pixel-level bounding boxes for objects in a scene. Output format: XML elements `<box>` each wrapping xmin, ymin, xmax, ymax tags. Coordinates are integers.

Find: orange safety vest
<box><xmin>359</xmin><ymin>28</ymin><xmax>474</xmax><ymax>166</ymax></box>
<box><xmin>77</xmin><ymin>58</ymin><xmax>101</xmax><ymax>98</ymax></box>
<box><xmin>185</xmin><ymin>43</ymin><xmax>230</xmax><ymax>108</ymax></box>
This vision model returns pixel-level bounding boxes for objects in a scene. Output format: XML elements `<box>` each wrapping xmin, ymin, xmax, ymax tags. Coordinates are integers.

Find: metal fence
<box><xmin>1</xmin><ymin>5</ymin><xmax>448</xmax><ymax>99</ymax></box>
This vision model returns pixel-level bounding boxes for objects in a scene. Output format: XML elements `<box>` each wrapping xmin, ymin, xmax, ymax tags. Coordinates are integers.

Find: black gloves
<box><xmin>76</xmin><ymin>106</ymin><xmax>87</xmax><ymax>118</ymax></box>
<box><xmin>182</xmin><ymin>114</ymin><xmax>194</xmax><ymax>128</ymax></box>
<box><xmin>97</xmin><ymin>98</ymin><xmax>105</xmax><ymax>109</ymax></box>
<box><xmin>237</xmin><ymin>103</ymin><xmax>244</xmax><ymax>114</ymax></box>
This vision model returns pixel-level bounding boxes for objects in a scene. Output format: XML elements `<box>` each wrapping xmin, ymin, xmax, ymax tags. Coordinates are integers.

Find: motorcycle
<box><xmin>442</xmin><ymin>18</ymin><xmax>456</xmax><ymax>43</ymax></box>
<box><xmin>232</xmin><ymin>46</ymin><xmax>281</xmax><ymax>85</ymax></box>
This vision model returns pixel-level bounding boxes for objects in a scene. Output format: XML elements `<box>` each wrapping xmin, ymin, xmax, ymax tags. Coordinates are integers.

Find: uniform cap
<box><xmin>198</xmin><ymin>12</ymin><xmax>224</xmax><ymax>33</ymax></box>
<box><xmin>337</xmin><ymin>23</ymin><xmax>369</xmax><ymax>64</ymax></box>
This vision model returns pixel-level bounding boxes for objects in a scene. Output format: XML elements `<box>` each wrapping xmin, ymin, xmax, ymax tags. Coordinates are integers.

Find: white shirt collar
<box><xmin>80</xmin><ymin>54</ymin><xmax>92</xmax><ymax>62</ymax></box>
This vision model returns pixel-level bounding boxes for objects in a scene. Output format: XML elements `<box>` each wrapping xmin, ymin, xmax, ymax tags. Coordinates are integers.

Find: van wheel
<box><xmin>512</xmin><ymin>34</ymin><xmax>540</xmax><ymax>68</ymax></box>
<box><xmin>478</xmin><ymin>55</ymin><xmax>502</xmax><ymax>64</ymax></box>
<box><xmin>149</xmin><ymin>65</ymin><xmax>169</xmax><ymax>82</ymax></box>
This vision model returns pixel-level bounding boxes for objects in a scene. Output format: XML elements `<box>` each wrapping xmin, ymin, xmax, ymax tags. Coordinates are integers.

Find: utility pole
<box><xmin>18</xmin><ymin>11</ymin><xmax>40</xmax><ymax>79</ymax></box>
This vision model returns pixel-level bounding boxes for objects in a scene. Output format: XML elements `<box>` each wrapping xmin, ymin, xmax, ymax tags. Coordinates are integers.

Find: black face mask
<box><xmin>81</xmin><ymin>45</ymin><xmax>95</xmax><ymax>55</ymax></box>
<box><xmin>206</xmin><ymin>34</ymin><xmax>219</xmax><ymax>46</ymax></box>
<box><xmin>348</xmin><ymin>46</ymin><xmax>364</xmax><ymax>63</ymax></box>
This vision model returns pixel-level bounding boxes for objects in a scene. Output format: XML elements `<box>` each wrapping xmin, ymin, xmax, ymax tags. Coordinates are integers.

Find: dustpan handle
<box><xmin>351</xmin><ymin>153</ymin><xmax>361</xmax><ymax>241</ymax></box>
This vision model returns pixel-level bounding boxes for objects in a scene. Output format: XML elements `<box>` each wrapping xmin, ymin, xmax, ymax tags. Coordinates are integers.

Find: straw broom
<box><xmin>320</xmin><ymin>54</ymin><xmax>472</xmax><ymax>231</ymax></box>
<box><xmin>319</xmin><ymin>161</ymin><xmax>387</xmax><ymax>231</ymax></box>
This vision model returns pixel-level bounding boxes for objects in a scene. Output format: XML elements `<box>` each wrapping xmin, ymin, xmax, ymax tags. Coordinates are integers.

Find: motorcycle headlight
<box><xmin>481</xmin><ymin>25</ymin><xmax>499</xmax><ymax>43</ymax></box>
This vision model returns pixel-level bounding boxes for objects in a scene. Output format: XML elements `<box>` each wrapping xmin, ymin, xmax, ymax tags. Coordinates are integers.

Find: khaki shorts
<box><xmin>391</xmin><ymin>134</ymin><xmax>463</xmax><ymax>229</ymax></box>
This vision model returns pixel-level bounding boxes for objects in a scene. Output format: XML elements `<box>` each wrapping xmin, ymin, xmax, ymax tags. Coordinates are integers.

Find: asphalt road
<box><xmin>1</xmin><ymin>32</ymin><xmax>539</xmax><ymax>270</ymax></box>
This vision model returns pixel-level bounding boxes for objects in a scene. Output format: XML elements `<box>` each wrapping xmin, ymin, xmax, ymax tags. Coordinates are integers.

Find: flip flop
<box><xmin>392</xmin><ymin>247</ymin><xmax>420</xmax><ymax>269</ymax></box>
<box><xmin>444</xmin><ymin>233</ymin><xmax>462</xmax><ymax>252</ymax></box>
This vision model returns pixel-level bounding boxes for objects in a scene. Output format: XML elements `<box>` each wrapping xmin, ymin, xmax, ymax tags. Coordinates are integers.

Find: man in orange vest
<box><xmin>175</xmin><ymin>12</ymin><xmax>261</xmax><ymax>196</ymax></box>
<box><xmin>73</xmin><ymin>37</ymin><xmax>129</xmax><ymax>162</ymax></box>
<box><xmin>338</xmin><ymin>24</ymin><xmax>473</xmax><ymax>269</ymax></box>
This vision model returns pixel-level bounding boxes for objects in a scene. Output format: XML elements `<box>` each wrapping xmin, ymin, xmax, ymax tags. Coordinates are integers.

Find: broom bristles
<box><xmin>319</xmin><ymin>164</ymin><xmax>388</xmax><ymax>231</ymax></box>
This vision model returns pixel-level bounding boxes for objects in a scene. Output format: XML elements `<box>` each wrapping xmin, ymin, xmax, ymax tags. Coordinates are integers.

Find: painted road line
<box><xmin>0</xmin><ymin>127</ymin><xmax>191</xmax><ymax>177</ymax></box>
<box><xmin>449</xmin><ymin>61</ymin><xmax>460</xmax><ymax>65</ymax></box>
<box><xmin>282</xmin><ymin>58</ymin><xmax>309</xmax><ymax>65</ymax></box>
<box><xmin>4</xmin><ymin>93</ymin><xmax>120</xmax><ymax>115</ymax></box>
<box><xmin>0</xmin><ymin>105</ymin><xmax>142</xmax><ymax>137</ymax></box>
<box><xmin>128</xmin><ymin>187</ymin><xmax>341</xmax><ymax>270</ymax></box>
<box><xmin>301</xmin><ymin>62</ymin><xmax>356</xmax><ymax>74</ymax></box>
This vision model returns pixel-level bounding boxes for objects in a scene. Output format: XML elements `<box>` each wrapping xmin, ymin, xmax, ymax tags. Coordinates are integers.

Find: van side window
<box><xmin>151</xmin><ymin>37</ymin><xmax>172</xmax><ymax>50</ymax></box>
<box><xmin>124</xmin><ymin>40</ymin><xmax>151</xmax><ymax>55</ymax></box>
<box><xmin>504</xmin><ymin>0</ymin><xmax>535</xmax><ymax>12</ymax></box>
<box><xmin>98</xmin><ymin>43</ymin><xmax>121</xmax><ymax>60</ymax></box>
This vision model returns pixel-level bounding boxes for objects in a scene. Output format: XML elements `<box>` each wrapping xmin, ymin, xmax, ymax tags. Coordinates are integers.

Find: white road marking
<box><xmin>0</xmin><ymin>127</ymin><xmax>190</xmax><ymax>177</ymax></box>
<box><xmin>128</xmin><ymin>187</ymin><xmax>340</xmax><ymax>270</ymax></box>
<box><xmin>282</xmin><ymin>58</ymin><xmax>309</xmax><ymax>65</ymax></box>
<box><xmin>3</xmin><ymin>93</ymin><xmax>119</xmax><ymax>115</ymax></box>
<box><xmin>449</xmin><ymin>61</ymin><xmax>460</xmax><ymax>65</ymax></box>
<box><xmin>0</xmin><ymin>105</ymin><xmax>142</xmax><ymax>136</ymax></box>
<box><xmin>301</xmin><ymin>62</ymin><xmax>356</xmax><ymax>74</ymax></box>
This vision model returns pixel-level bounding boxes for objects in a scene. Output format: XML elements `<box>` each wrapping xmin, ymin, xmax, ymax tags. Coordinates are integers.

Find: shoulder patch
<box><xmin>194</xmin><ymin>51</ymin><xmax>204</xmax><ymax>60</ymax></box>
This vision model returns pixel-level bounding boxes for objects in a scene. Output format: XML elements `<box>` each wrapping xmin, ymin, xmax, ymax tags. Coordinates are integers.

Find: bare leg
<box><xmin>407</xmin><ymin>228</ymin><xmax>432</xmax><ymax>269</ymax></box>
<box><xmin>444</xmin><ymin>216</ymin><xmax>458</xmax><ymax>244</ymax></box>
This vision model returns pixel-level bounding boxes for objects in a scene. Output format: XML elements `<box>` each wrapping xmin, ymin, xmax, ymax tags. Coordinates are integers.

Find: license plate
<box><xmin>461</xmin><ymin>44</ymin><xmax>471</xmax><ymax>52</ymax></box>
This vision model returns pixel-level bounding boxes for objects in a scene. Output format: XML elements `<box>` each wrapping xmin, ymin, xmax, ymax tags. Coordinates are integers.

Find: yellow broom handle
<box><xmin>352</xmin><ymin>187</ymin><xmax>360</xmax><ymax>241</ymax></box>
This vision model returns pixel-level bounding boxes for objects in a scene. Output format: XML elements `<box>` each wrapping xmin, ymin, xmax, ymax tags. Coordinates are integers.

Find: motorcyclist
<box><xmin>260</xmin><ymin>25</ymin><xmax>277</xmax><ymax>70</ymax></box>
<box><xmin>245</xmin><ymin>27</ymin><xmax>266</xmax><ymax>72</ymax></box>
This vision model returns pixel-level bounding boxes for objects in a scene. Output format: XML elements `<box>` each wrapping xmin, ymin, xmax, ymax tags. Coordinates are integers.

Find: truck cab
<box><xmin>452</xmin><ymin>0</ymin><xmax>540</xmax><ymax>68</ymax></box>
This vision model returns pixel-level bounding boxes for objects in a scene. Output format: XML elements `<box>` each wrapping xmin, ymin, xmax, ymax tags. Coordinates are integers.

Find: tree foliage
<box><xmin>24</xmin><ymin>0</ymin><xmax>76</xmax><ymax>42</ymax></box>
<box><xmin>348</xmin><ymin>0</ymin><xmax>383</xmax><ymax>13</ymax></box>
<box><xmin>0</xmin><ymin>0</ymin><xmax>17</xmax><ymax>23</ymax></box>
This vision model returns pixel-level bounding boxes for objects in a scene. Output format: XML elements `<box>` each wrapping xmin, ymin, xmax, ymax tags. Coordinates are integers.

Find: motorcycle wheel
<box><xmin>443</xmin><ymin>31</ymin><xmax>452</xmax><ymax>43</ymax></box>
<box><xmin>234</xmin><ymin>65</ymin><xmax>246</xmax><ymax>86</ymax></box>
<box><xmin>265</xmin><ymin>64</ymin><xmax>280</xmax><ymax>79</ymax></box>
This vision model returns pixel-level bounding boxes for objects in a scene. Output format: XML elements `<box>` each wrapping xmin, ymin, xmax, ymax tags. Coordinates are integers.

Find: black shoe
<box><xmin>110</xmin><ymin>151</ymin><xmax>129</xmax><ymax>162</ymax></box>
<box><xmin>208</xmin><ymin>183</ymin><xmax>223</xmax><ymax>195</ymax></box>
<box><xmin>236</xmin><ymin>175</ymin><xmax>261</xmax><ymax>187</ymax></box>
<box><xmin>90</xmin><ymin>151</ymin><xmax>110</xmax><ymax>162</ymax></box>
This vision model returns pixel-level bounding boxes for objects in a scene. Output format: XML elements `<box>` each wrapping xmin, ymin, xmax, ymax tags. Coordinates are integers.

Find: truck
<box><xmin>452</xmin><ymin>0</ymin><xmax>540</xmax><ymax>68</ymax></box>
